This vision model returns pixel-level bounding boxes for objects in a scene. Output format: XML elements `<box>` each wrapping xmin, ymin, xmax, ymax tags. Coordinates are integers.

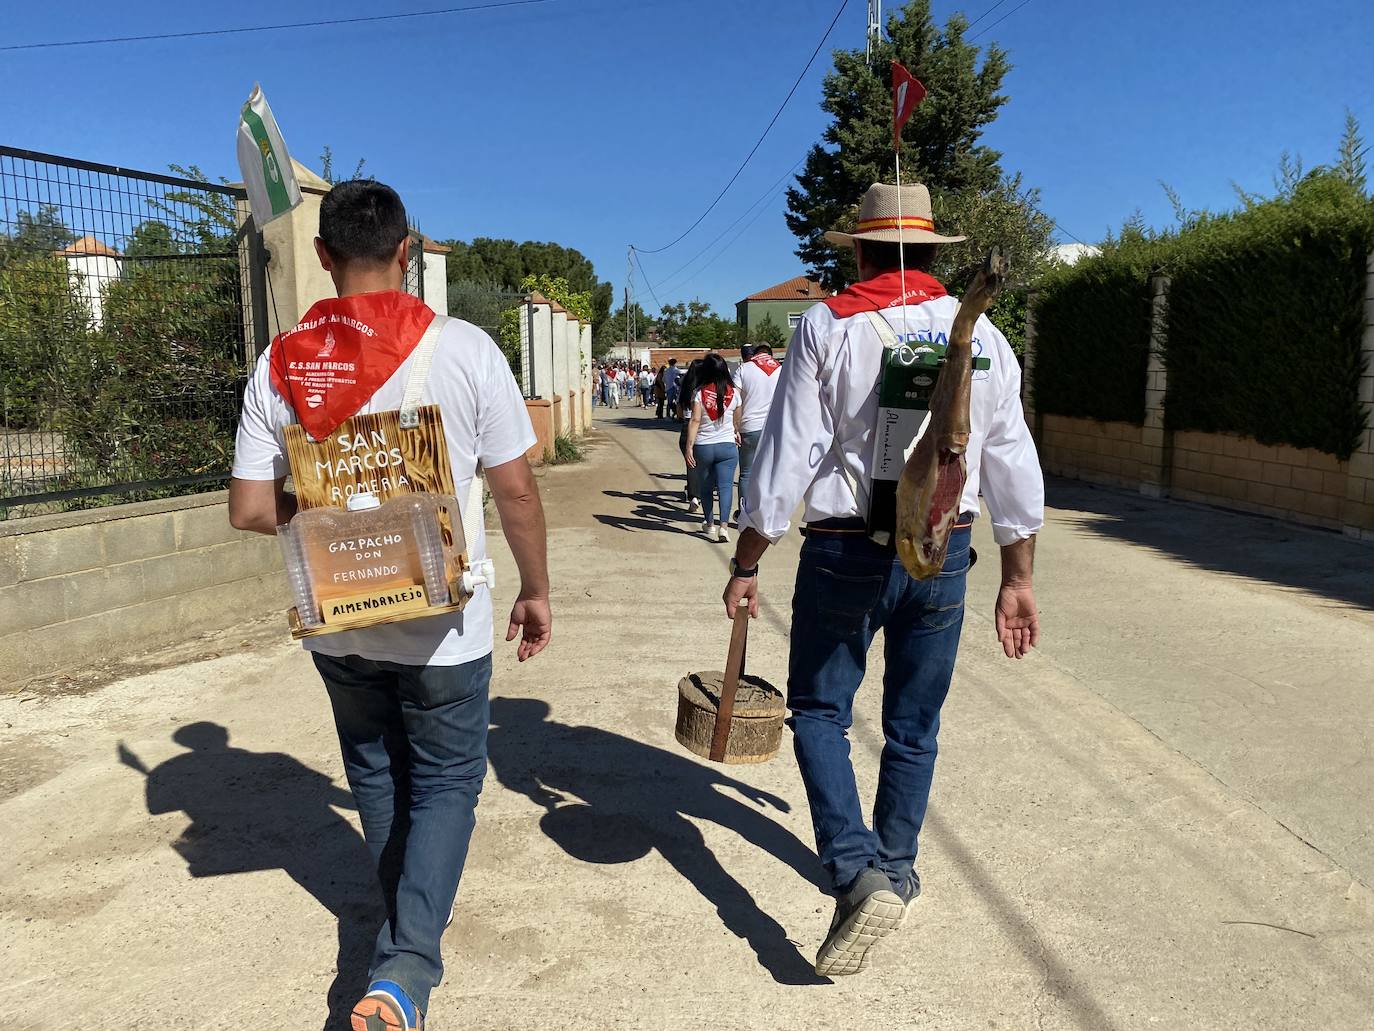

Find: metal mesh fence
<box><xmin>446</xmin><ymin>283</ymin><xmax>528</xmax><ymax>392</ymax></box>
<box><xmin>0</xmin><ymin>147</ymin><xmax>257</xmax><ymax>517</ymax></box>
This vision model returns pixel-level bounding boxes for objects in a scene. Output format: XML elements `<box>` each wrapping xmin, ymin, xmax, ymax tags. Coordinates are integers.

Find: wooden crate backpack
<box><xmin>274</xmin><ymin>307</ymin><xmax>494</xmax><ymax>638</ymax></box>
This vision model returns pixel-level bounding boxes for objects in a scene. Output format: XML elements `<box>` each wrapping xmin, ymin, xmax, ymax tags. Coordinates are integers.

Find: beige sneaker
<box><xmin>716</xmin><ymin>526</ymin><xmax>730</xmax><ymax>543</ymax></box>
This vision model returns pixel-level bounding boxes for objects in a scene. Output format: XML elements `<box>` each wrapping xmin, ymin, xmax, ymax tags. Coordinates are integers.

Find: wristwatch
<box><xmin>730</xmin><ymin>557</ymin><xmax>759</xmax><ymax>579</ymax></box>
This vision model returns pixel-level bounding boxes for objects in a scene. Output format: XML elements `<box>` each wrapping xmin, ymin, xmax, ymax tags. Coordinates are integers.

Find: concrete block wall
<box><xmin>1038</xmin><ymin>416</ymin><xmax>1151</xmax><ymax>491</ymax></box>
<box><xmin>1171</xmin><ymin>432</ymin><xmax>1350</xmax><ymax>530</ymax></box>
<box><xmin>1</xmin><ymin>493</ymin><xmax>287</xmax><ymax>688</ymax></box>
<box><xmin>1036</xmin><ymin>416</ymin><xmax>1373</xmax><ymax>537</ymax></box>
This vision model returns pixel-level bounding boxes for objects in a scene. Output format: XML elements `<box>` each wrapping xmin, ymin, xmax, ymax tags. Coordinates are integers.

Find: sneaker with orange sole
<box><xmin>351</xmin><ymin>979</ymin><xmax>422</xmax><ymax>1031</ymax></box>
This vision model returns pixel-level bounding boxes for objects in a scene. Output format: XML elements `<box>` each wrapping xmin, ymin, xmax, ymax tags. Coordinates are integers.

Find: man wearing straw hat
<box><xmin>724</xmin><ymin>181</ymin><xmax>1044</xmax><ymax>976</ymax></box>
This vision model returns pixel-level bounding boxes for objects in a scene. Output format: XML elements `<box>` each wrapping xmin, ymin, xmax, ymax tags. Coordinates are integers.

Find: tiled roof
<box><xmin>59</xmin><ymin>235</ymin><xmax>122</xmax><ymax>258</ymax></box>
<box><xmin>741</xmin><ymin>276</ymin><xmax>831</xmax><ymax>303</ymax></box>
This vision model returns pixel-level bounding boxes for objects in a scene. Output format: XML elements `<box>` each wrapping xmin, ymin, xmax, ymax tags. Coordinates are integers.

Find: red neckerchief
<box><xmin>699</xmin><ymin>384</ymin><xmax>735</xmax><ymax>421</ymax></box>
<box><xmin>269</xmin><ymin>290</ymin><xmax>436</xmax><ymax>440</ymax></box>
<box><xmin>823</xmin><ymin>269</ymin><xmax>948</xmax><ymax>318</ymax></box>
<box><xmin>748</xmin><ymin>352</ymin><xmax>781</xmax><ymax>376</ymax></box>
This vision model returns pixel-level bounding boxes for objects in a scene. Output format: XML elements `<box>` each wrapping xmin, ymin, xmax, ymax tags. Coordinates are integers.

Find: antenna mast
<box><xmin>866</xmin><ymin>0</ymin><xmax>882</xmax><ymax>65</ymax></box>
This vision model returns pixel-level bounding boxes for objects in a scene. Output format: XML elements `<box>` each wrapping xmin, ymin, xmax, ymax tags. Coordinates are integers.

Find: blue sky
<box><xmin>4</xmin><ymin>0</ymin><xmax>1371</xmax><ymax>315</ymax></box>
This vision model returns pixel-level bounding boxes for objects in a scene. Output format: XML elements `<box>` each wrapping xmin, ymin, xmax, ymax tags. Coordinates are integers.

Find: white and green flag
<box><xmin>236</xmin><ymin>84</ymin><xmax>302</xmax><ymax>226</ymax></box>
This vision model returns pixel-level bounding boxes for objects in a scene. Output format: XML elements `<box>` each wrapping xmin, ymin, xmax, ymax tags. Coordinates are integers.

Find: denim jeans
<box><xmin>736</xmin><ymin>428</ymin><xmax>762</xmax><ymax>512</ymax></box>
<box><xmin>313</xmin><ymin>651</ymin><xmax>491</xmax><ymax>1013</ymax></box>
<box><xmin>787</xmin><ymin>525</ymin><xmax>971</xmax><ymax>894</ymax></box>
<box><xmin>693</xmin><ymin>441</ymin><xmax>739</xmax><ymax>525</ymax></box>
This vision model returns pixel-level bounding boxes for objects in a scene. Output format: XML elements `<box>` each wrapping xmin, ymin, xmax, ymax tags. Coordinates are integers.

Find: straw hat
<box><xmin>823</xmin><ymin>182</ymin><xmax>966</xmax><ymax>248</ymax></box>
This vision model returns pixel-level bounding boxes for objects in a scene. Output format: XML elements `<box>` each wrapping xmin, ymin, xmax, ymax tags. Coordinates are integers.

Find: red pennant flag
<box><xmin>892</xmin><ymin>61</ymin><xmax>926</xmax><ymax>151</ymax></box>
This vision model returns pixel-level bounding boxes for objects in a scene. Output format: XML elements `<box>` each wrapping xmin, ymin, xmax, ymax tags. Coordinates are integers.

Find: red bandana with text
<box><xmin>269</xmin><ymin>291</ymin><xmax>436</xmax><ymax>440</ymax></box>
<box><xmin>699</xmin><ymin>384</ymin><xmax>736</xmax><ymax>421</ymax></box>
<box><xmin>823</xmin><ymin>269</ymin><xmax>948</xmax><ymax>319</ymax></box>
<box><xmin>748</xmin><ymin>352</ymin><xmax>781</xmax><ymax>376</ymax></box>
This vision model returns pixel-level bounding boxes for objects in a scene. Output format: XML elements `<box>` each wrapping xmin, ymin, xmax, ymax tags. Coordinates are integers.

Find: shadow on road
<box><xmin>595</xmin><ymin>488</ymin><xmax>706</xmax><ymax>536</ymax></box>
<box><xmin>119</xmin><ymin>723</ymin><xmax>376</xmax><ymax>1031</ymax></box>
<box><xmin>487</xmin><ymin>697</ymin><xmax>828</xmax><ymax>985</ymax></box>
<box><xmin>1050</xmin><ymin>478</ymin><xmax>1374</xmax><ymax>612</ymax></box>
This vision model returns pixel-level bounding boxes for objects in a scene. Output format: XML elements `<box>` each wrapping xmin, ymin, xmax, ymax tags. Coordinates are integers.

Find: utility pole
<box><xmin>866</xmin><ymin>0</ymin><xmax>881</xmax><ymax>65</ymax></box>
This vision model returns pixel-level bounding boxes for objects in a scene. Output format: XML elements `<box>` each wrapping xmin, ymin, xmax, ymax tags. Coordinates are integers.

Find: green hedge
<box><xmin>1032</xmin><ymin>253</ymin><xmax>1154</xmax><ymax>425</ymax></box>
<box><xmin>1163</xmin><ymin>175</ymin><xmax>1371</xmax><ymax>457</ymax></box>
<box><xmin>1031</xmin><ymin>172</ymin><xmax>1372</xmax><ymax>457</ymax></box>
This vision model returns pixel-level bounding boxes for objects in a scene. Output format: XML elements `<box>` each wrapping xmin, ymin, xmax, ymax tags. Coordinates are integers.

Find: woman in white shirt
<box><xmin>685</xmin><ymin>353</ymin><xmax>743</xmax><ymax>542</ymax></box>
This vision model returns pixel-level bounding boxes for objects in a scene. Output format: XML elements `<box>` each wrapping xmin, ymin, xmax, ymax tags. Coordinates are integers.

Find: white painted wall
<box><xmin>423</xmin><ymin>252</ymin><xmax>448</xmax><ymax>315</ymax></box>
<box><xmin>65</xmin><ymin>254</ymin><xmax>121</xmax><ymax>325</ymax></box>
<box><xmin>529</xmin><ymin>301</ymin><xmax>554</xmax><ymax>401</ymax></box>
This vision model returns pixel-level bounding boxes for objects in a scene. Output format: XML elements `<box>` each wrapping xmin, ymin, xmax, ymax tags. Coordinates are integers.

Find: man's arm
<box><xmin>228</xmin><ymin>477</ymin><xmax>297</xmax><ymax>535</ymax></box>
<box><xmin>485</xmin><ymin>455</ymin><xmax>551</xmax><ymax>662</ymax></box>
<box><xmin>996</xmin><ymin>535</ymin><xmax>1038</xmax><ymax>659</ymax></box>
<box><xmin>725</xmin><ymin>318</ymin><xmax>830</xmax><ymax>618</ymax></box>
<box><xmin>979</xmin><ymin>323</ymin><xmax>1045</xmax><ymax>659</ymax></box>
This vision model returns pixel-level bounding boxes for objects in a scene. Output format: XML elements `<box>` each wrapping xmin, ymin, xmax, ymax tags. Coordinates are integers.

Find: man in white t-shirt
<box><xmin>228</xmin><ymin>180</ymin><xmax>550</xmax><ymax>1031</ymax></box>
<box><xmin>733</xmin><ymin>342</ymin><xmax>782</xmax><ymax>519</ymax></box>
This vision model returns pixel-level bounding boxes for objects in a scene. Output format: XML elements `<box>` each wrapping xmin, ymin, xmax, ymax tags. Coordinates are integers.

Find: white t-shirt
<box><xmin>735</xmin><ymin>357</ymin><xmax>781</xmax><ymax>433</ymax></box>
<box><xmin>639</xmin><ymin>370</ymin><xmax>653</xmax><ymax>389</ymax></box>
<box><xmin>693</xmin><ymin>389</ymin><xmax>741</xmax><ymax>446</ymax></box>
<box><xmin>232</xmin><ymin>317</ymin><xmax>536</xmax><ymax>666</ymax></box>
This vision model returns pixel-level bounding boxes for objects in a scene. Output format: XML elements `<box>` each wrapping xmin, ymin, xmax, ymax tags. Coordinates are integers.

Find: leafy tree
<box><xmin>785</xmin><ymin>0</ymin><xmax>1052</xmax><ymax>291</ymax></box>
<box><xmin>752</xmin><ymin>312</ymin><xmax>787</xmax><ymax>348</ymax></box>
<box><xmin>2</xmin><ymin>205</ymin><xmax>76</xmax><ymax>257</ymax></box>
<box><xmin>441</xmin><ymin>237</ymin><xmax>613</xmax><ymax>340</ymax></box>
<box><xmin>319</xmin><ymin>145</ymin><xmax>368</xmax><ymax>184</ymax></box>
<box><xmin>0</xmin><ymin>255</ymin><xmax>92</xmax><ymax>430</ymax></box>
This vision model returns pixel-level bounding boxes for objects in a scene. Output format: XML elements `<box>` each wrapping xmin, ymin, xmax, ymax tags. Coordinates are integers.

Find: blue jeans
<box><xmin>314</xmin><ymin>651</ymin><xmax>491</xmax><ymax>1013</ymax></box>
<box><xmin>736</xmin><ymin>428</ymin><xmax>762</xmax><ymax>513</ymax></box>
<box><xmin>693</xmin><ymin>441</ymin><xmax>739</xmax><ymax>524</ymax></box>
<box><xmin>787</xmin><ymin>526</ymin><xmax>971</xmax><ymax>894</ymax></box>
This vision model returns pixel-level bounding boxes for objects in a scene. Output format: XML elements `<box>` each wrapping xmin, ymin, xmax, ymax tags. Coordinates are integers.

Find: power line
<box><xmin>650</xmin><ymin>156</ymin><xmax>806</xmax><ymax>293</ymax></box>
<box><xmin>629</xmin><ymin>248</ymin><xmax>662</xmax><ymax>312</ymax></box>
<box><xmin>656</xmin><ymin>186</ymin><xmax>790</xmax><ymax>302</ymax></box>
<box><xmin>0</xmin><ymin>0</ymin><xmax>558</xmax><ymax>51</ymax></box>
<box><xmin>633</xmin><ymin>0</ymin><xmax>852</xmax><ymax>255</ymax></box>
<box><xmin>968</xmin><ymin>0</ymin><xmax>1035</xmax><ymax>40</ymax></box>
<box><xmin>964</xmin><ymin>0</ymin><xmax>1010</xmax><ymax>31</ymax></box>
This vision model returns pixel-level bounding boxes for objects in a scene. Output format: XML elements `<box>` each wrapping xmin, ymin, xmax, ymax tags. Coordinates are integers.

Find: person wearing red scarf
<box><xmin>722</xmin><ymin>182</ymin><xmax>1044</xmax><ymax>977</ymax></box>
<box><xmin>229</xmin><ymin>180</ymin><xmax>550</xmax><ymax>1030</ymax></box>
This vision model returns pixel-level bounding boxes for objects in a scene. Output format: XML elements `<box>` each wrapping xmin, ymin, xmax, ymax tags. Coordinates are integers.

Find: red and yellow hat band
<box><xmin>856</xmin><ymin>215</ymin><xmax>936</xmax><ymax>232</ymax></box>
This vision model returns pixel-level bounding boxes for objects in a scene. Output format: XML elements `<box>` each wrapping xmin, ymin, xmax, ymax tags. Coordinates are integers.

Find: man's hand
<box><xmin>722</xmin><ymin>574</ymin><xmax>758</xmax><ymax>619</ymax></box>
<box><xmin>995</xmin><ymin>585</ymin><xmax>1039</xmax><ymax>659</ymax></box>
<box><xmin>506</xmin><ymin>594</ymin><xmax>552</xmax><ymax>662</ymax></box>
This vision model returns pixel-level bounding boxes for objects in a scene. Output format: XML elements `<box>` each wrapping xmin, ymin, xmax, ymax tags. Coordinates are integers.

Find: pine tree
<box><xmin>786</xmin><ymin>0</ymin><xmax>1052</xmax><ymax>290</ymax></box>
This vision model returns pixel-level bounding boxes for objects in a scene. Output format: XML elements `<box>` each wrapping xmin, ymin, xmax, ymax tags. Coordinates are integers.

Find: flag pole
<box><xmin>895</xmin><ymin>143</ymin><xmax>910</xmax><ymax>343</ymax></box>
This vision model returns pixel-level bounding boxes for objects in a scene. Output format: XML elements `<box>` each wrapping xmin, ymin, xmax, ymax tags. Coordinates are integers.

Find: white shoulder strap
<box><xmin>397</xmin><ymin>314</ymin><xmax>486</xmax><ymax>555</ymax></box>
<box><xmin>823</xmin><ymin>311</ymin><xmax>903</xmax><ymax>515</ymax></box>
<box><xmin>863</xmin><ymin>309</ymin><xmax>901</xmax><ymax>349</ymax></box>
<box><xmin>400</xmin><ymin>314</ymin><xmax>448</xmax><ymax>429</ymax></box>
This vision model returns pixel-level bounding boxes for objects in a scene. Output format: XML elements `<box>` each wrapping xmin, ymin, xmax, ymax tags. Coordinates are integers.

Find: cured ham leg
<box><xmin>895</xmin><ymin>247</ymin><xmax>1009</xmax><ymax>579</ymax></box>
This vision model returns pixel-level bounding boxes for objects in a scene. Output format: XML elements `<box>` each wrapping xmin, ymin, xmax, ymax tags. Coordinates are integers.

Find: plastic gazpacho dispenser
<box><xmin>278</xmin><ymin>490</ymin><xmax>459</xmax><ymax>631</ymax></box>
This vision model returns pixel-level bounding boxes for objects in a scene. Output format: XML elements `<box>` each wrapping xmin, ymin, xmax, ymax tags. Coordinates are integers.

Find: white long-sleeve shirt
<box><xmin>737</xmin><ymin>295</ymin><xmax>1044</xmax><ymax>547</ymax></box>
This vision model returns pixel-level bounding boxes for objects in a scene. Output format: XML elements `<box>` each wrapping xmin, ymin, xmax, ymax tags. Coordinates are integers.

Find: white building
<box><xmin>58</xmin><ymin>235</ymin><xmax>123</xmax><ymax>325</ymax></box>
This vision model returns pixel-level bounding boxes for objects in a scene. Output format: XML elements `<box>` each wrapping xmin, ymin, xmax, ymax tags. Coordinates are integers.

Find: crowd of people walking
<box><xmin>594</xmin><ymin>345</ymin><xmax>782</xmax><ymax>544</ymax></box>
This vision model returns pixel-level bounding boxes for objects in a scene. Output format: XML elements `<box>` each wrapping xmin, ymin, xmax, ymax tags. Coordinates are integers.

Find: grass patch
<box><xmin>544</xmin><ymin>433</ymin><xmax>584</xmax><ymax>466</ymax></box>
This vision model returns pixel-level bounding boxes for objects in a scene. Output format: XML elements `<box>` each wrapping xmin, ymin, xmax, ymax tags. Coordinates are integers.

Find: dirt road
<box><xmin>3</xmin><ymin>406</ymin><xmax>1372</xmax><ymax>1029</ymax></box>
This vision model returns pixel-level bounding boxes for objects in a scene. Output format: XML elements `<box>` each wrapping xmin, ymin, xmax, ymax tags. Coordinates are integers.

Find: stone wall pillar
<box><xmin>528</xmin><ymin>296</ymin><xmax>554</xmax><ymax>401</ymax></box>
<box><xmin>1343</xmin><ymin>253</ymin><xmax>1374</xmax><ymax>540</ymax></box>
<box><xmin>253</xmin><ymin>160</ymin><xmax>335</xmax><ymax>331</ymax></box>
<box><xmin>550</xmin><ymin>308</ymin><xmax>570</xmax><ymax>436</ymax></box>
<box><xmin>580</xmin><ymin>323</ymin><xmax>594</xmax><ymax>431</ymax></box>
<box><xmin>563</xmin><ymin>318</ymin><xmax>582</xmax><ymax>434</ymax></box>
<box><xmin>1139</xmin><ymin>274</ymin><xmax>1172</xmax><ymax>498</ymax></box>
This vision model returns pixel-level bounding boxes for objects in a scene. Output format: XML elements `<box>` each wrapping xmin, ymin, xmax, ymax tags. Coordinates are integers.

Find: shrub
<box><xmin>1161</xmin><ymin>174</ymin><xmax>1371</xmax><ymax>457</ymax></box>
<box><xmin>0</xmin><ymin>254</ymin><xmax>93</xmax><ymax>429</ymax></box>
<box><xmin>544</xmin><ymin>433</ymin><xmax>584</xmax><ymax>465</ymax></box>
